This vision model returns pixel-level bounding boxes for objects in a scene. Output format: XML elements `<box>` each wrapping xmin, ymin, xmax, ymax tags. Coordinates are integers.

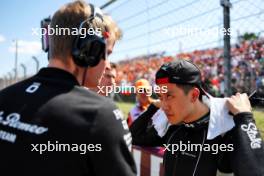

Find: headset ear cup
<box><xmin>72</xmin><ymin>49</ymin><xmax>79</xmax><ymax>60</ymax></box>
<box><xmin>80</xmin><ymin>49</ymin><xmax>97</xmax><ymax>67</ymax></box>
<box><xmin>87</xmin><ymin>40</ymin><xmax>106</xmax><ymax>67</ymax></box>
<box><xmin>86</xmin><ymin>56</ymin><xmax>98</xmax><ymax>67</ymax></box>
<box><xmin>78</xmin><ymin>38</ymin><xmax>105</xmax><ymax>67</ymax></box>
<box><xmin>71</xmin><ymin>4</ymin><xmax>106</xmax><ymax>68</ymax></box>
<box><xmin>72</xmin><ymin>37</ymin><xmax>84</xmax><ymax>66</ymax></box>
<box><xmin>71</xmin><ymin>24</ymin><xmax>106</xmax><ymax>67</ymax></box>
<box><xmin>72</xmin><ymin>48</ymin><xmax>87</xmax><ymax>67</ymax></box>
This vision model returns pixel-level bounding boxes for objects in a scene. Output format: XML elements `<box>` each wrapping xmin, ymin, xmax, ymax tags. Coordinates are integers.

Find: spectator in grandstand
<box><xmin>131</xmin><ymin>59</ymin><xmax>264</xmax><ymax>176</ymax></box>
<box><xmin>0</xmin><ymin>1</ymin><xmax>136</xmax><ymax>176</ymax></box>
<box><xmin>114</xmin><ymin>37</ymin><xmax>264</xmax><ymax>98</ymax></box>
<box><xmin>127</xmin><ymin>79</ymin><xmax>154</xmax><ymax>126</ymax></box>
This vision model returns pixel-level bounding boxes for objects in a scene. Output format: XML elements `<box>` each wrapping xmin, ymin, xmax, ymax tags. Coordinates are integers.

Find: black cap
<box><xmin>155</xmin><ymin>59</ymin><xmax>202</xmax><ymax>86</ymax></box>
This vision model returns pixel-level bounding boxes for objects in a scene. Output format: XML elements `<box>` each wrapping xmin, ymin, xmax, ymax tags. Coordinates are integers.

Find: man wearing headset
<box><xmin>0</xmin><ymin>1</ymin><xmax>136</xmax><ymax>176</ymax></box>
<box><xmin>84</xmin><ymin>14</ymin><xmax>121</xmax><ymax>96</ymax></box>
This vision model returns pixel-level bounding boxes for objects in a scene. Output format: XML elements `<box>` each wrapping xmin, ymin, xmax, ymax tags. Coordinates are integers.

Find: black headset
<box><xmin>72</xmin><ymin>4</ymin><xmax>106</xmax><ymax>67</ymax></box>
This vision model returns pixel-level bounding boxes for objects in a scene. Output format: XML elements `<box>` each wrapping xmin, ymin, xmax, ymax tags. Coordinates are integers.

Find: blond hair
<box><xmin>104</xmin><ymin>14</ymin><xmax>122</xmax><ymax>41</ymax></box>
<box><xmin>49</xmin><ymin>0</ymin><xmax>107</xmax><ymax>61</ymax></box>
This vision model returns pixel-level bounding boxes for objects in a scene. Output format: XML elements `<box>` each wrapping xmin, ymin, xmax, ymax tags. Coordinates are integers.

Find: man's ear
<box><xmin>191</xmin><ymin>87</ymin><xmax>200</xmax><ymax>102</ymax></box>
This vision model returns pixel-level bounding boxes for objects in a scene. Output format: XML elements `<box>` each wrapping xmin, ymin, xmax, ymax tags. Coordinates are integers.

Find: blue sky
<box><xmin>0</xmin><ymin>0</ymin><xmax>106</xmax><ymax>78</ymax></box>
<box><xmin>0</xmin><ymin>0</ymin><xmax>263</xmax><ymax>78</ymax></box>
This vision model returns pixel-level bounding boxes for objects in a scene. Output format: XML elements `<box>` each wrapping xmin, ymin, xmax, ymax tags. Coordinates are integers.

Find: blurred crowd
<box><xmin>115</xmin><ymin>38</ymin><xmax>264</xmax><ymax>97</ymax></box>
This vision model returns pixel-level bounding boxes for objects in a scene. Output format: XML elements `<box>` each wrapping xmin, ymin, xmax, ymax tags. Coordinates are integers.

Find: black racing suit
<box><xmin>130</xmin><ymin>104</ymin><xmax>264</xmax><ymax>176</ymax></box>
<box><xmin>0</xmin><ymin>67</ymin><xmax>137</xmax><ymax>176</ymax></box>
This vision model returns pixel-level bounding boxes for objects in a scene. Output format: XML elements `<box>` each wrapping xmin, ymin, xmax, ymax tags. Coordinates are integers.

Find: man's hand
<box><xmin>226</xmin><ymin>93</ymin><xmax>252</xmax><ymax>116</ymax></box>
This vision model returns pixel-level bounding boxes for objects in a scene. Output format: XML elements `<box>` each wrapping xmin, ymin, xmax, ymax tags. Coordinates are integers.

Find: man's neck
<box><xmin>183</xmin><ymin>101</ymin><xmax>209</xmax><ymax>123</ymax></box>
<box><xmin>48</xmin><ymin>58</ymin><xmax>84</xmax><ymax>85</ymax></box>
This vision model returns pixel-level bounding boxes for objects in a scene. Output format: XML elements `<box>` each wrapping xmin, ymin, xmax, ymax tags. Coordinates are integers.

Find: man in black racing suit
<box><xmin>0</xmin><ymin>1</ymin><xmax>136</xmax><ymax>176</ymax></box>
<box><xmin>130</xmin><ymin>60</ymin><xmax>264</xmax><ymax>176</ymax></box>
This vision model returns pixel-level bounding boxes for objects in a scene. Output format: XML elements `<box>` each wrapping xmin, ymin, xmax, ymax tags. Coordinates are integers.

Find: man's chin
<box><xmin>167</xmin><ymin>116</ymin><xmax>180</xmax><ymax>125</ymax></box>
